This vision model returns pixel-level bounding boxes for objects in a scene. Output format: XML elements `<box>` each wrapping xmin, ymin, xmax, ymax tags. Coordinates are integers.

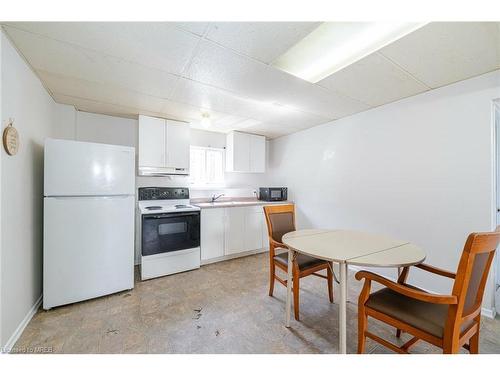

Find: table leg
<box><xmin>285</xmin><ymin>248</ymin><xmax>293</xmax><ymax>328</ymax></box>
<box><xmin>339</xmin><ymin>261</ymin><xmax>347</xmax><ymax>354</ymax></box>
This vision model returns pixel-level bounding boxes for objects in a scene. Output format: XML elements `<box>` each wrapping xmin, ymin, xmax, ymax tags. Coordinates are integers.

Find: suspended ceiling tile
<box><xmin>4</xmin><ymin>26</ymin><xmax>107</xmax><ymax>79</ymax></box>
<box><xmin>5</xmin><ymin>21</ymin><xmax>499</xmax><ymax>139</ymax></box>
<box><xmin>280</xmin><ymin>81</ymin><xmax>370</xmax><ymax>120</ymax></box>
<box><xmin>174</xmin><ymin>22</ymin><xmax>210</xmax><ymax>36</ymax></box>
<box><xmin>4</xmin><ymin>22</ymin><xmax>200</xmax><ymax>75</ymax></box>
<box><xmin>52</xmin><ymin>91</ymin><xmax>231</xmax><ymax>129</ymax></box>
<box><xmin>205</xmin><ymin>22</ymin><xmax>320</xmax><ymax>63</ymax></box>
<box><xmin>186</xmin><ymin>39</ymin><xmax>275</xmax><ymax>98</ymax></box>
<box><xmin>212</xmin><ymin>114</ymin><xmax>247</xmax><ymax>128</ymax></box>
<box><xmin>172</xmin><ymin>77</ymin><xmax>266</xmax><ymax>118</ymax></box>
<box><xmin>53</xmin><ymin>93</ymin><xmax>148</xmax><ymax>120</ymax></box>
<box><xmin>243</xmin><ymin>122</ymin><xmax>304</xmax><ymax>138</ymax></box>
<box><xmin>42</xmin><ymin>71</ymin><xmax>254</xmax><ymax>129</ymax></box>
<box><xmin>5</xmin><ymin>27</ymin><xmax>179</xmax><ymax>99</ymax></box>
<box><xmin>379</xmin><ymin>22</ymin><xmax>500</xmax><ymax>88</ymax></box>
<box><xmin>232</xmin><ymin>118</ymin><xmax>262</xmax><ymax>129</ymax></box>
<box><xmin>318</xmin><ymin>52</ymin><xmax>430</xmax><ymax>107</ymax></box>
<box><xmin>189</xmin><ymin>123</ymin><xmax>226</xmax><ymax>133</ymax></box>
<box><xmin>255</xmin><ymin>105</ymin><xmax>330</xmax><ymax>129</ymax></box>
<box><xmin>40</xmin><ymin>72</ymin><xmax>167</xmax><ymax>113</ymax></box>
<box><xmin>189</xmin><ymin>114</ymin><xmax>252</xmax><ymax>134</ymax></box>
<box><xmin>186</xmin><ymin>39</ymin><xmax>369</xmax><ymax>119</ymax></box>
<box><xmin>172</xmin><ymin>78</ymin><xmax>330</xmax><ymax>128</ymax></box>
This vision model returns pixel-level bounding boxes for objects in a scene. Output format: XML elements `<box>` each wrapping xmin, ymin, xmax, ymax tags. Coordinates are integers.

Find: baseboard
<box><xmin>2</xmin><ymin>294</ymin><xmax>42</xmax><ymax>354</ymax></box>
<box><xmin>134</xmin><ymin>248</ymin><xmax>269</xmax><ymax>267</ymax></box>
<box><xmin>201</xmin><ymin>247</ymin><xmax>269</xmax><ymax>266</ymax></box>
<box><xmin>481</xmin><ymin>307</ymin><xmax>496</xmax><ymax>319</ymax></box>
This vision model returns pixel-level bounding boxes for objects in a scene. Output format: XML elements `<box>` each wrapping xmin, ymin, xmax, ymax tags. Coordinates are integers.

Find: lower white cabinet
<box><xmin>224</xmin><ymin>207</ymin><xmax>246</xmax><ymax>256</ymax></box>
<box><xmin>244</xmin><ymin>206</ymin><xmax>265</xmax><ymax>252</ymax></box>
<box><xmin>200</xmin><ymin>205</ymin><xmax>273</xmax><ymax>262</ymax></box>
<box><xmin>200</xmin><ymin>208</ymin><xmax>225</xmax><ymax>261</ymax></box>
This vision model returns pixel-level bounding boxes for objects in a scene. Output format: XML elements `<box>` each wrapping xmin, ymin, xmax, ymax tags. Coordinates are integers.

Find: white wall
<box><xmin>269</xmin><ymin>70</ymin><xmax>500</xmax><ymax>312</ymax></box>
<box><xmin>1</xmin><ymin>31</ymin><xmax>56</xmax><ymax>347</ymax></box>
<box><xmin>0</xmin><ymin>29</ymin><xmax>3</xmax><ymax>348</ymax></box>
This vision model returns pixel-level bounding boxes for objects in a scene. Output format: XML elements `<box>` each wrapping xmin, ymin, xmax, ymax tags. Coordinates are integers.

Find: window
<box><xmin>189</xmin><ymin>146</ymin><xmax>225</xmax><ymax>187</ymax></box>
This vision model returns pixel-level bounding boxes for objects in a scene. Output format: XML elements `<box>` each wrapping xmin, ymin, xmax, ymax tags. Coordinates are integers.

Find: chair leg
<box><xmin>293</xmin><ymin>263</ymin><xmax>300</xmax><ymax>321</ymax></box>
<box><xmin>469</xmin><ymin>331</ymin><xmax>479</xmax><ymax>354</ymax></box>
<box><xmin>443</xmin><ymin>338</ymin><xmax>460</xmax><ymax>354</ymax></box>
<box><xmin>327</xmin><ymin>264</ymin><xmax>334</xmax><ymax>303</ymax></box>
<box><xmin>358</xmin><ymin>306</ymin><xmax>367</xmax><ymax>354</ymax></box>
<box><xmin>268</xmin><ymin>262</ymin><xmax>275</xmax><ymax>297</ymax></box>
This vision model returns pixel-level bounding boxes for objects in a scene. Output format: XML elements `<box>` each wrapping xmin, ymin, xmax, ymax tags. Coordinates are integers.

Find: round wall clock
<box><xmin>3</xmin><ymin>121</ymin><xmax>19</xmax><ymax>156</ymax></box>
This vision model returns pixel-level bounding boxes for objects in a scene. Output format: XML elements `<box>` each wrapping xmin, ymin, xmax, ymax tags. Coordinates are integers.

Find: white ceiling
<box><xmin>2</xmin><ymin>22</ymin><xmax>499</xmax><ymax>138</ymax></box>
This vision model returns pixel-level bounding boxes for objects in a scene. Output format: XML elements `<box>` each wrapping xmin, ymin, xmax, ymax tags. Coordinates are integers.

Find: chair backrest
<box><xmin>450</xmin><ymin>227</ymin><xmax>500</xmax><ymax>324</ymax></box>
<box><xmin>263</xmin><ymin>204</ymin><xmax>296</xmax><ymax>255</ymax></box>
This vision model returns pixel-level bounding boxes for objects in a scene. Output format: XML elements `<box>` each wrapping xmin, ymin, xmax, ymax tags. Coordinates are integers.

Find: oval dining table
<box><xmin>282</xmin><ymin>229</ymin><xmax>426</xmax><ymax>354</ymax></box>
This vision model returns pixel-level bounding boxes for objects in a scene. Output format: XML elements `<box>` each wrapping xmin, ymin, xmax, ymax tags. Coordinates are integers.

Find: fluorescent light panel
<box><xmin>272</xmin><ymin>22</ymin><xmax>427</xmax><ymax>83</ymax></box>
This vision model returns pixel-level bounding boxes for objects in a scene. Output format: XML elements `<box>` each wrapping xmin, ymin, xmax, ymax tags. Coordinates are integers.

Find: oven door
<box><xmin>142</xmin><ymin>211</ymin><xmax>200</xmax><ymax>256</ymax></box>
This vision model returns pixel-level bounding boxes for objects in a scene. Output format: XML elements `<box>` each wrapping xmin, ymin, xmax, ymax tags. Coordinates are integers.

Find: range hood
<box><xmin>138</xmin><ymin>166</ymin><xmax>189</xmax><ymax>176</ymax></box>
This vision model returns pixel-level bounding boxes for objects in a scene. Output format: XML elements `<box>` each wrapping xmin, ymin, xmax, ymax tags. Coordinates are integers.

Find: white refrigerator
<box><xmin>43</xmin><ymin>138</ymin><xmax>135</xmax><ymax>309</ymax></box>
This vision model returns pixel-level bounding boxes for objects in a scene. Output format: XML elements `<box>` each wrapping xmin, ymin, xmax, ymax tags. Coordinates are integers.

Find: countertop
<box><xmin>191</xmin><ymin>197</ymin><xmax>292</xmax><ymax>209</ymax></box>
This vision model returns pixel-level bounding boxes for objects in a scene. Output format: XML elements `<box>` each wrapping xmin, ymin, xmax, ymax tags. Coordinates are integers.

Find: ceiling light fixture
<box><xmin>272</xmin><ymin>22</ymin><xmax>427</xmax><ymax>83</ymax></box>
<box><xmin>201</xmin><ymin>113</ymin><xmax>211</xmax><ymax>128</ymax></box>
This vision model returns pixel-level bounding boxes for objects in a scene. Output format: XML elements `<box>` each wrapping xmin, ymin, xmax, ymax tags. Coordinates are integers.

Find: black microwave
<box><xmin>259</xmin><ymin>187</ymin><xmax>288</xmax><ymax>201</ymax></box>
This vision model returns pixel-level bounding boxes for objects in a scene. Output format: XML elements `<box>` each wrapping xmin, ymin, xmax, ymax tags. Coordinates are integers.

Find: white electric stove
<box><xmin>137</xmin><ymin>187</ymin><xmax>200</xmax><ymax>280</ymax></box>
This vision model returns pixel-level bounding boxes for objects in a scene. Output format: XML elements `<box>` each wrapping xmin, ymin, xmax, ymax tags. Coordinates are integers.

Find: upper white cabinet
<box><xmin>226</xmin><ymin>131</ymin><xmax>265</xmax><ymax>173</ymax></box>
<box><xmin>226</xmin><ymin>131</ymin><xmax>250</xmax><ymax>172</ymax></box>
<box><xmin>249</xmin><ymin>134</ymin><xmax>266</xmax><ymax>173</ymax></box>
<box><xmin>165</xmin><ymin>119</ymin><xmax>190</xmax><ymax>170</ymax></box>
<box><xmin>138</xmin><ymin>115</ymin><xmax>164</xmax><ymax>168</ymax></box>
<box><xmin>138</xmin><ymin>115</ymin><xmax>190</xmax><ymax>176</ymax></box>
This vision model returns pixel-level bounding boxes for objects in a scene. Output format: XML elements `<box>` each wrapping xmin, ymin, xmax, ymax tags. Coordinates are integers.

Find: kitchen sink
<box><xmin>197</xmin><ymin>200</ymin><xmax>262</xmax><ymax>207</ymax></box>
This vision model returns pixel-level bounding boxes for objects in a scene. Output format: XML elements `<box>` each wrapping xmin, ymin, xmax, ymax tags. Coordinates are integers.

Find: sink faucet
<box><xmin>211</xmin><ymin>193</ymin><xmax>225</xmax><ymax>203</ymax></box>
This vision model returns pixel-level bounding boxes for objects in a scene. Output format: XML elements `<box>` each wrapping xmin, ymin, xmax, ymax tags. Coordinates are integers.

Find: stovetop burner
<box><xmin>138</xmin><ymin>187</ymin><xmax>199</xmax><ymax>214</ymax></box>
<box><xmin>145</xmin><ymin>206</ymin><xmax>162</xmax><ymax>210</ymax></box>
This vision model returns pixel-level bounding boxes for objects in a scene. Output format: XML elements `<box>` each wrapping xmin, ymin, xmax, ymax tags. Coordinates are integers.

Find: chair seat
<box><xmin>366</xmin><ymin>287</ymin><xmax>473</xmax><ymax>338</ymax></box>
<box><xmin>274</xmin><ymin>250</ymin><xmax>327</xmax><ymax>270</ymax></box>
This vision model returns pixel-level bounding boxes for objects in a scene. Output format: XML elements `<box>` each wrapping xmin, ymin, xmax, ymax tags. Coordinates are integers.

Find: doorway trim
<box><xmin>491</xmin><ymin>99</ymin><xmax>500</xmax><ymax>317</ymax></box>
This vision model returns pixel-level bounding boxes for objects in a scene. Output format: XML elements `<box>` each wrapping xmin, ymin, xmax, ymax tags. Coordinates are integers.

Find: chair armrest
<box><xmin>415</xmin><ymin>263</ymin><xmax>456</xmax><ymax>279</ymax></box>
<box><xmin>355</xmin><ymin>271</ymin><xmax>457</xmax><ymax>305</ymax></box>
<box><xmin>267</xmin><ymin>237</ymin><xmax>286</xmax><ymax>249</ymax></box>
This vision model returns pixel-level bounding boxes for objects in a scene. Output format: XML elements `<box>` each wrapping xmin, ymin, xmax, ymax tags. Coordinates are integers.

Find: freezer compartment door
<box><xmin>43</xmin><ymin>195</ymin><xmax>135</xmax><ymax>309</ymax></box>
<box><xmin>44</xmin><ymin>138</ymin><xmax>135</xmax><ymax>196</ymax></box>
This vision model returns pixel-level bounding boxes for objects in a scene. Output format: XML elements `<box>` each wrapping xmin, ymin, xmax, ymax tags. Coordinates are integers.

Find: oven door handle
<box><xmin>145</xmin><ymin>212</ymin><xmax>199</xmax><ymax>219</ymax></box>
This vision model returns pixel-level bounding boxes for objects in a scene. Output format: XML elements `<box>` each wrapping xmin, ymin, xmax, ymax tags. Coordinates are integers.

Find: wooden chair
<box><xmin>263</xmin><ymin>204</ymin><xmax>333</xmax><ymax>320</ymax></box>
<box><xmin>356</xmin><ymin>227</ymin><xmax>500</xmax><ymax>354</ymax></box>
